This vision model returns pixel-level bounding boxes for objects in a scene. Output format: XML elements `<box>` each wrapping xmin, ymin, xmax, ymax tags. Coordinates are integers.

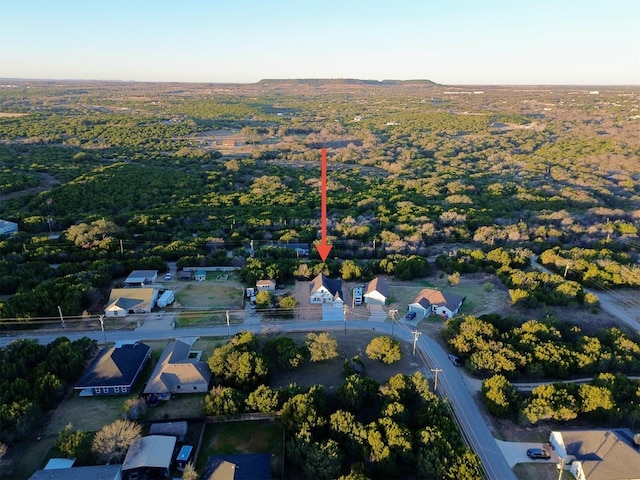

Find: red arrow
<box><xmin>316</xmin><ymin>148</ymin><xmax>332</xmax><ymax>261</ymax></box>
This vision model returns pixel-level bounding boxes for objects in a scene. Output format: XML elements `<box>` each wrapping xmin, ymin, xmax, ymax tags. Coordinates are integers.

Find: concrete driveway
<box><xmin>321</xmin><ymin>304</ymin><xmax>344</xmax><ymax>321</ymax></box>
<box><xmin>496</xmin><ymin>440</ymin><xmax>559</xmax><ymax>467</ymax></box>
<box><xmin>367</xmin><ymin>304</ymin><xmax>387</xmax><ymax>322</ymax></box>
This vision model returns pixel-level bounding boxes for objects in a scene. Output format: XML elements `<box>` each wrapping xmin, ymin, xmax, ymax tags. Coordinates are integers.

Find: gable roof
<box><xmin>143</xmin><ymin>339</ymin><xmax>212</xmax><ymax>395</ymax></box>
<box><xmin>106</xmin><ymin>288</ymin><xmax>156</xmax><ymax>312</ymax></box>
<box><xmin>124</xmin><ymin>270</ymin><xmax>158</xmax><ymax>284</ymax></box>
<box><xmin>411</xmin><ymin>288</ymin><xmax>464</xmax><ymax>309</ymax></box>
<box><xmin>558</xmin><ymin>429</ymin><xmax>640</xmax><ymax>480</ymax></box>
<box><xmin>75</xmin><ymin>342</ymin><xmax>150</xmax><ymax>389</ymax></box>
<box><xmin>364</xmin><ymin>277</ymin><xmax>388</xmax><ymax>298</ymax></box>
<box><xmin>122</xmin><ymin>435</ymin><xmax>176</xmax><ymax>472</ymax></box>
<box><xmin>309</xmin><ymin>273</ymin><xmax>343</xmax><ymax>299</ymax></box>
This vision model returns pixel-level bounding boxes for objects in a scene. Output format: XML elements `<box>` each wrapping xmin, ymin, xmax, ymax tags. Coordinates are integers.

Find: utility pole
<box><xmin>99</xmin><ymin>314</ymin><xmax>106</xmax><ymax>346</ymax></box>
<box><xmin>343</xmin><ymin>305</ymin><xmax>348</xmax><ymax>334</ymax></box>
<box><xmin>431</xmin><ymin>367</ymin><xmax>442</xmax><ymax>391</ymax></box>
<box><xmin>57</xmin><ymin>305</ymin><xmax>65</xmax><ymax>329</ymax></box>
<box><xmin>411</xmin><ymin>330</ymin><xmax>421</xmax><ymax>355</ymax></box>
<box><xmin>226</xmin><ymin>311</ymin><xmax>231</xmax><ymax>339</ymax></box>
<box><xmin>389</xmin><ymin>309</ymin><xmax>398</xmax><ymax>337</ymax></box>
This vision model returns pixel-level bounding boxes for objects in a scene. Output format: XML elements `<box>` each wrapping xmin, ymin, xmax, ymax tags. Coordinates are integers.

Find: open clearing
<box><xmin>174</xmin><ymin>283</ymin><xmax>243</xmax><ymax>309</ymax></box>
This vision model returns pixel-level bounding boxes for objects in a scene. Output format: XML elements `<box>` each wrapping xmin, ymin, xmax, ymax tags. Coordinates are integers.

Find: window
<box><xmin>114</xmin><ymin>386</ymin><xmax>120</xmax><ymax>393</ymax></box>
<box><xmin>95</xmin><ymin>387</ymin><xmax>101</xmax><ymax>394</ymax></box>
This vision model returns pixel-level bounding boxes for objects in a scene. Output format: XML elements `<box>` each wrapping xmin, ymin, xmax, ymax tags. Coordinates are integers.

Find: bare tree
<box><xmin>91</xmin><ymin>419</ymin><xmax>141</xmax><ymax>464</ymax></box>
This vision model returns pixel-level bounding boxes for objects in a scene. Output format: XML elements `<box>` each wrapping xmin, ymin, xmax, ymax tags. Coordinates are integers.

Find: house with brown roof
<box><xmin>549</xmin><ymin>429</ymin><xmax>640</xmax><ymax>480</ymax></box>
<box><xmin>143</xmin><ymin>338</ymin><xmax>212</xmax><ymax>403</ymax></box>
<box><xmin>256</xmin><ymin>279</ymin><xmax>276</xmax><ymax>291</ymax></box>
<box><xmin>363</xmin><ymin>277</ymin><xmax>388</xmax><ymax>305</ymax></box>
<box><xmin>408</xmin><ymin>288</ymin><xmax>465</xmax><ymax>319</ymax></box>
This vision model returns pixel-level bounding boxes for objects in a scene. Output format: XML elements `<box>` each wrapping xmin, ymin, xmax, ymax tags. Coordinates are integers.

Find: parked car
<box><xmin>526</xmin><ymin>448</ymin><xmax>550</xmax><ymax>460</ymax></box>
<box><xmin>405</xmin><ymin>311</ymin><xmax>417</xmax><ymax>321</ymax></box>
<box><xmin>164</xmin><ymin>273</ymin><xmax>173</xmax><ymax>280</ymax></box>
<box><xmin>448</xmin><ymin>354</ymin><xmax>462</xmax><ymax>367</ymax></box>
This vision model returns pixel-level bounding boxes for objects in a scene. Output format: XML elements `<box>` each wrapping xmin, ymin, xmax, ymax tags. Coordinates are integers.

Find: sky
<box><xmin>0</xmin><ymin>0</ymin><xmax>638</xmax><ymax>85</ymax></box>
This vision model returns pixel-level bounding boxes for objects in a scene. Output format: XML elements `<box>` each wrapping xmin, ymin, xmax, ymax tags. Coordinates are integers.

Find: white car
<box><xmin>164</xmin><ymin>273</ymin><xmax>173</xmax><ymax>281</ymax></box>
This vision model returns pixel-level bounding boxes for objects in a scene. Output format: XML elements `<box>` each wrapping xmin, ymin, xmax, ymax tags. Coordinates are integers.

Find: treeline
<box><xmin>202</xmin><ymin>331</ymin><xmax>481</xmax><ymax>479</ymax></box>
<box><xmin>482</xmin><ymin>372</ymin><xmax>640</xmax><ymax>426</ymax></box>
<box><xmin>540</xmin><ymin>246</ymin><xmax>640</xmax><ymax>289</ymax></box>
<box><xmin>442</xmin><ymin>314</ymin><xmax>640</xmax><ymax>380</ymax></box>
<box><xmin>0</xmin><ymin>337</ymin><xmax>98</xmax><ymax>444</ymax></box>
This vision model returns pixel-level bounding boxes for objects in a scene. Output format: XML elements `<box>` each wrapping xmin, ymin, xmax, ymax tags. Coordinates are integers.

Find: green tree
<box><xmin>306</xmin><ymin>332</ymin><xmax>339</xmax><ymax>362</ymax></box>
<box><xmin>366</xmin><ymin>336</ymin><xmax>402</xmax><ymax>364</ymax></box>
<box><xmin>281</xmin><ymin>386</ymin><xmax>327</xmax><ymax>432</ymax></box>
<box><xmin>481</xmin><ymin>375</ymin><xmax>520</xmax><ymax>418</ymax></box>
<box><xmin>54</xmin><ymin>424</ymin><xmax>93</xmax><ymax>465</ymax></box>
<box><xmin>255</xmin><ymin>290</ymin><xmax>273</xmax><ymax>309</ymax></box>
<box><xmin>263</xmin><ymin>336</ymin><xmax>304</xmax><ymax>370</ymax></box>
<box><xmin>340</xmin><ymin>260</ymin><xmax>362</xmax><ymax>281</ymax></box>
<box><xmin>302</xmin><ymin>439</ymin><xmax>343</xmax><ymax>480</ymax></box>
<box><xmin>337</xmin><ymin>374</ymin><xmax>380</xmax><ymax>413</ymax></box>
<box><xmin>203</xmin><ymin>386</ymin><xmax>245</xmax><ymax>416</ymax></box>
<box><xmin>246</xmin><ymin>385</ymin><xmax>281</xmax><ymax>413</ymax></box>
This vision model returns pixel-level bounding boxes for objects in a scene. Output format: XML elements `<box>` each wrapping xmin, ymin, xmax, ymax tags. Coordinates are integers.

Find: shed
<box><xmin>149</xmin><ymin>421</ymin><xmax>188</xmax><ymax>442</ymax></box>
<box><xmin>194</xmin><ymin>270</ymin><xmax>207</xmax><ymax>281</ymax></box>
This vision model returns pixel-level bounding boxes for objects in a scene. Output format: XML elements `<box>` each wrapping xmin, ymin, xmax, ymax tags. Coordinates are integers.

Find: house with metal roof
<box><xmin>0</xmin><ymin>219</ymin><xmax>18</xmax><ymax>235</ymax></box>
<box><xmin>123</xmin><ymin>270</ymin><xmax>158</xmax><ymax>286</ymax></box>
<box><xmin>122</xmin><ymin>435</ymin><xmax>176</xmax><ymax>479</ymax></box>
<box><xmin>74</xmin><ymin>342</ymin><xmax>151</xmax><ymax>396</ymax></box>
<box><xmin>28</xmin><ymin>464</ymin><xmax>121</xmax><ymax>480</ymax></box>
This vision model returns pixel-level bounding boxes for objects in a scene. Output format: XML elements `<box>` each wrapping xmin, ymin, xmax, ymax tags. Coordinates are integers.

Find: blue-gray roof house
<box><xmin>74</xmin><ymin>342</ymin><xmax>151</xmax><ymax>396</ymax></box>
<box><xmin>204</xmin><ymin>454</ymin><xmax>271</xmax><ymax>480</ymax></box>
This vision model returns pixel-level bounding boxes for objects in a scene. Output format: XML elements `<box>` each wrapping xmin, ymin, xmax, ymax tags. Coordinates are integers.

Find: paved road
<box><xmin>531</xmin><ymin>256</ymin><xmax>640</xmax><ymax>333</ymax></box>
<box><xmin>0</xmin><ymin>318</ymin><xmax>516</xmax><ymax>480</ymax></box>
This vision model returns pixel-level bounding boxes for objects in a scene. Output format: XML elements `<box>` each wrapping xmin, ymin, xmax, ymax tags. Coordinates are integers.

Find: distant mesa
<box><xmin>256</xmin><ymin>78</ymin><xmax>438</xmax><ymax>86</ymax></box>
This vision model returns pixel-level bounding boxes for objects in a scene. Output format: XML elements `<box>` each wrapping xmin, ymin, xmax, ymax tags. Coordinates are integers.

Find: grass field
<box><xmin>196</xmin><ymin>420</ymin><xmax>284</xmax><ymax>475</ymax></box>
<box><xmin>175</xmin><ymin>284</ymin><xmax>243</xmax><ymax>308</ymax></box>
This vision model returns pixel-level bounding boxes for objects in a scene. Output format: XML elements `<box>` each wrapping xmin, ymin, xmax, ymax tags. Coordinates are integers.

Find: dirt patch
<box><xmin>175</xmin><ymin>284</ymin><xmax>243</xmax><ymax>309</ymax></box>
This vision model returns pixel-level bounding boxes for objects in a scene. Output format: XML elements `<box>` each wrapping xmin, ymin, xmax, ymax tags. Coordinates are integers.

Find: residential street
<box><xmin>0</xmin><ymin>317</ymin><xmax>517</xmax><ymax>480</ymax></box>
